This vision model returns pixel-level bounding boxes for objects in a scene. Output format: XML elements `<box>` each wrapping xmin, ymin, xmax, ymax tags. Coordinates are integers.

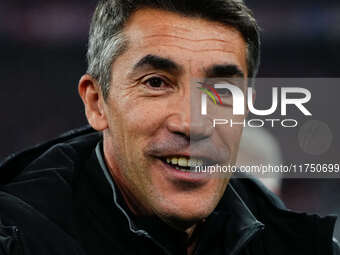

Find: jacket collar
<box><xmin>216</xmin><ymin>184</ymin><xmax>264</xmax><ymax>255</ymax></box>
<box><xmin>95</xmin><ymin>142</ymin><xmax>264</xmax><ymax>255</ymax></box>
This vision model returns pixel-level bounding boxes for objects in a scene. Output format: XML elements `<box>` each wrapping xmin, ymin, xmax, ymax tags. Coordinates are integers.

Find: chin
<box><xmin>152</xmin><ymin>192</ymin><xmax>219</xmax><ymax>230</ymax></box>
<box><xmin>145</xmin><ymin>165</ymin><xmax>230</xmax><ymax>229</ymax></box>
<box><xmin>159</xmin><ymin>209</ymin><xmax>210</xmax><ymax>231</ymax></box>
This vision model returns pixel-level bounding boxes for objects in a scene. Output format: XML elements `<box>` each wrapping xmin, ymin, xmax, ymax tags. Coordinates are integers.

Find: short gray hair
<box><xmin>87</xmin><ymin>0</ymin><xmax>261</xmax><ymax>99</ymax></box>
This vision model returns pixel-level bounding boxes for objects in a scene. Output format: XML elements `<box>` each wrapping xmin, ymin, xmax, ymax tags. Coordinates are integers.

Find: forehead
<box><xmin>121</xmin><ymin>8</ymin><xmax>248</xmax><ymax>76</ymax></box>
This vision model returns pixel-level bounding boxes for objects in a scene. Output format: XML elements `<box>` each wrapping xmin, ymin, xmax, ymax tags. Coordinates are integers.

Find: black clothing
<box><xmin>0</xmin><ymin>126</ymin><xmax>338</xmax><ymax>255</ymax></box>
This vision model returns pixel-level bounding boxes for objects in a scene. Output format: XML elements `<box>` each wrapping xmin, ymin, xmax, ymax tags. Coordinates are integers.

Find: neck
<box><xmin>112</xmin><ymin>170</ymin><xmax>150</xmax><ymax>215</ymax></box>
<box><xmin>186</xmin><ymin>219</ymin><xmax>206</xmax><ymax>255</ymax></box>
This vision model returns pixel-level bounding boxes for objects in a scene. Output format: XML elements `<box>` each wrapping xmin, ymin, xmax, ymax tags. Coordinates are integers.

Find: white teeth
<box><xmin>178</xmin><ymin>157</ymin><xmax>188</xmax><ymax>167</ymax></box>
<box><xmin>187</xmin><ymin>159</ymin><xmax>195</xmax><ymax>167</ymax></box>
<box><xmin>188</xmin><ymin>159</ymin><xmax>203</xmax><ymax>167</ymax></box>
<box><xmin>171</xmin><ymin>158</ymin><xmax>178</xmax><ymax>165</ymax></box>
<box><xmin>165</xmin><ymin>157</ymin><xmax>204</xmax><ymax>167</ymax></box>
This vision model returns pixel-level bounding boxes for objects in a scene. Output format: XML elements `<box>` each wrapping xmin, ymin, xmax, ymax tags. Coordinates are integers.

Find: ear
<box><xmin>78</xmin><ymin>74</ymin><xmax>108</xmax><ymax>131</ymax></box>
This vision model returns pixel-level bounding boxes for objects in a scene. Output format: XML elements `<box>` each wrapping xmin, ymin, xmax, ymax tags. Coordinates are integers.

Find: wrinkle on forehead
<box><xmin>143</xmin><ymin>33</ymin><xmax>244</xmax><ymax>52</ymax></box>
<box><xmin>122</xmin><ymin>8</ymin><xmax>248</xmax><ymax>75</ymax></box>
<box><xmin>144</xmin><ymin>34</ymin><xmax>236</xmax><ymax>44</ymax></box>
<box><xmin>124</xmin><ymin>8</ymin><xmax>245</xmax><ymax>45</ymax></box>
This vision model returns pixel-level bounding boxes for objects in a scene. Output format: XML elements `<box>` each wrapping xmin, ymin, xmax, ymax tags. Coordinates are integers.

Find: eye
<box><xmin>144</xmin><ymin>77</ymin><xmax>167</xmax><ymax>89</ymax></box>
<box><xmin>215</xmin><ymin>88</ymin><xmax>232</xmax><ymax>96</ymax></box>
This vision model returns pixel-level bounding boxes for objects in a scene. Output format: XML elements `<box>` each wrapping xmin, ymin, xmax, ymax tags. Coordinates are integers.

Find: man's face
<box><xmin>101</xmin><ymin>8</ymin><xmax>248</xmax><ymax>228</ymax></box>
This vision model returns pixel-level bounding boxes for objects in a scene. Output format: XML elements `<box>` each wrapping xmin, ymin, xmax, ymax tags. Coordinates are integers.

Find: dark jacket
<box><xmin>0</xmin><ymin>126</ymin><xmax>339</xmax><ymax>255</ymax></box>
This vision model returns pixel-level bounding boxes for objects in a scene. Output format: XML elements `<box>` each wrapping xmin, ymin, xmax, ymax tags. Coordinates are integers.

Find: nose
<box><xmin>165</xmin><ymin>89</ymin><xmax>214</xmax><ymax>141</ymax></box>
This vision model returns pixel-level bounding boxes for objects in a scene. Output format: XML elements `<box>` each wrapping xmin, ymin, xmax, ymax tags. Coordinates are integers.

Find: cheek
<box><xmin>107</xmin><ymin>95</ymin><xmax>169</xmax><ymax>150</ymax></box>
<box><xmin>123</xmin><ymin>101</ymin><xmax>165</xmax><ymax>136</ymax></box>
<box><xmin>216</xmin><ymin>116</ymin><xmax>244</xmax><ymax>158</ymax></box>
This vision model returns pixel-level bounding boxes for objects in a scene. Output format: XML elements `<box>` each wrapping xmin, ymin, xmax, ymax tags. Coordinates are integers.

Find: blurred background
<box><xmin>1</xmin><ymin>0</ymin><xmax>339</xmax><ymax>239</ymax></box>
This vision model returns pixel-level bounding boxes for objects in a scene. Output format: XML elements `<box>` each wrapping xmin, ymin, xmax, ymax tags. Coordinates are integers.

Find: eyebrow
<box><xmin>132</xmin><ymin>54</ymin><xmax>182</xmax><ymax>74</ymax></box>
<box><xmin>131</xmin><ymin>54</ymin><xmax>244</xmax><ymax>80</ymax></box>
<box><xmin>205</xmin><ymin>64</ymin><xmax>245</xmax><ymax>78</ymax></box>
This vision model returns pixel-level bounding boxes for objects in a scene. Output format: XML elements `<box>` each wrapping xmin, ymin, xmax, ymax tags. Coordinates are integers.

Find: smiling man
<box><xmin>0</xmin><ymin>1</ymin><xmax>339</xmax><ymax>255</ymax></box>
<box><xmin>80</xmin><ymin>6</ymin><xmax>249</xmax><ymax>229</ymax></box>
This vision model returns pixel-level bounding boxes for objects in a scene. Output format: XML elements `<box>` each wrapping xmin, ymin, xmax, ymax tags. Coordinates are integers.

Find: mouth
<box><xmin>158</xmin><ymin>156</ymin><xmax>216</xmax><ymax>173</ymax></box>
<box><xmin>150</xmin><ymin>153</ymin><xmax>225</xmax><ymax>185</ymax></box>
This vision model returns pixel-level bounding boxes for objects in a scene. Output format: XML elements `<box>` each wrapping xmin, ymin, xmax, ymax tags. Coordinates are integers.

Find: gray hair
<box><xmin>87</xmin><ymin>0</ymin><xmax>261</xmax><ymax>99</ymax></box>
